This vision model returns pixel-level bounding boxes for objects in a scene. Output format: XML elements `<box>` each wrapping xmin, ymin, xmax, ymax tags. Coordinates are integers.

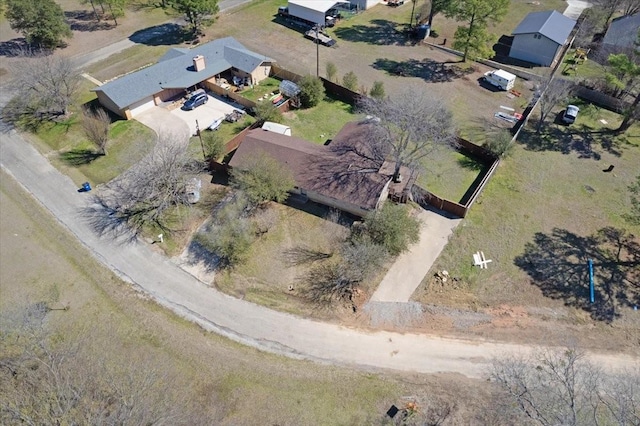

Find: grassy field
<box><xmin>30</xmin><ymin>115</ymin><xmax>156</xmax><ymax>186</ymax></box>
<box><xmin>0</xmin><ymin>172</ymin><xmax>494</xmax><ymax>424</ymax></box>
<box><xmin>413</xmin><ymin>103</ymin><xmax>640</xmax><ymax>345</ymax></box>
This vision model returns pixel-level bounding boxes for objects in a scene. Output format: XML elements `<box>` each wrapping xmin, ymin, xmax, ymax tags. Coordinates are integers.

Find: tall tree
<box><xmin>444</xmin><ymin>0</ymin><xmax>509</xmax><ymax>61</ymax></box>
<box><xmin>593</xmin><ymin>0</ymin><xmax>640</xmax><ymax>24</ymax></box>
<box><xmin>491</xmin><ymin>347</ymin><xmax>640</xmax><ymax>426</ymax></box>
<box><xmin>85</xmin><ymin>135</ymin><xmax>202</xmax><ymax>237</ymax></box>
<box><xmin>425</xmin><ymin>0</ymin><xmax>449</xmax><ymax>27</ymax></box>
<box><xmin>535</xmin><ymin>76</ymin><xmax>574</xmax><ymax>133</ymax></box>
<box><xmin>604</xmin><ymin>50</ymin><xmax>640</xmax><ymax>134</ymax></box>
<box><xmin>3</xmin><ymin>51</ymin><xmax>80</xmax><ymax>126</ymax></box>
<box><xmin>230</xmin><ymin>153</ymin><xmax>296</xmax><ymax>207</ymax></box>
<box><xmin>168</xmin><ymin>0</ymin><xmax>218</xmax><ymax>36</ymax></box>
<box><xmin>358</xmin><ymin>86</ymin><xmax>455</xmax><ymax>182</ymax></box>
<box><xmin>6</xmin><ymin>0</ymin><xmax>72</xmax><ymax>49</ymax></box>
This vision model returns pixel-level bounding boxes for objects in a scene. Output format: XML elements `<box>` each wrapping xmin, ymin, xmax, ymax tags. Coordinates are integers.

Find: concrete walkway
<box><xmin>564</xmin><ymin>0</ymin><xmax>592</xmax><ymax>19</ymax></box>
<box><xmin>2</xmin><ymin>134</ymin><xmax>637</xmax><ymax>378</ymax></box>
<box><xmin>370</xmin><ymin>210</ymin><xmax>461</xmax><ymax>302</ymax></box>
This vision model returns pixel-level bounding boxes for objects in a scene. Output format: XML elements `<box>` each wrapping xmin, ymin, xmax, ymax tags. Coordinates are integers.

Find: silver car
<box><xmin>562</xmin><ymin>105</ymin><xmax>579</xmax><ymax>124</ymax></box>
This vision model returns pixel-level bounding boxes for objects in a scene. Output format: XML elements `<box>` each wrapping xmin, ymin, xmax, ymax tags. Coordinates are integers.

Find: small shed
<box><xmin>509</xmin><ymin>10</ymin><xmax>576</xmax><ymax>67</ymax></box>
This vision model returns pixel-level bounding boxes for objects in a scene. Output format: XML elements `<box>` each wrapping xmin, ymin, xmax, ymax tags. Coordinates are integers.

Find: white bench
<box><xmin>473</xmin><ymin>251</ymin><xmax>492</xmax><ymax>269</ymax></box>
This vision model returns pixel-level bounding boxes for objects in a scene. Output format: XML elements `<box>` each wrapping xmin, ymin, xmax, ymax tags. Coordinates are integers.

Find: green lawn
<box><xmin>415</xmin><ymin>109</ymin><xmax>640</xmax><ymax>314</ymax></box>
<box><xmin>560</xmin><ymin>49</ymin><xmax>605</xmax><ymax>80</ymax></box>
<box><xmin>283</xmin><ymin>95</ymin><xmax>356</xmax><ymax>143</ymax></box>
<box><xmin>87</xmin><ymin>45</ymin><xmax>171</xmax><ymax>82</ymax></box>
<box><xmin>239</xmin><ymin>76</ymin><xmax>282</xmax><ymax>102</ymax></box>
<box><xmin>36</xmin><ymin>118</ymin><xmax>156</xmax><ymax>186</ymax></box>
<box><xmin>417</xmin><ymin>148</ymin><xmax>489</xmax><ymax>203</ymax></box>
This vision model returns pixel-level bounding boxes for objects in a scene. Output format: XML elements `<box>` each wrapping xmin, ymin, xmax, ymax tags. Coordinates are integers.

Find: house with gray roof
<box><xmin>508</xmin><ymin>10</ymin><xmax>576</xmax><ymax>67</ymax></box>
<box><xmin>93</xmin><ymin>37</ymin><xmax>273</xmax><ymax>119</ymax></box>
<box><xmin>602</xmin><ymin>14</ymin><xmax>640</xmax><ymax>51</ymax></box>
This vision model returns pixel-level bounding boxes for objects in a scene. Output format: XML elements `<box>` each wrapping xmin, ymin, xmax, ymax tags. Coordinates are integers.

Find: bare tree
<box><xmin>0</xmin><ymin>304</ymin><xmax>205</xmax><ymax>425</ymax></box>
<box><xmin>535</xmin><ymin>76</ymin><xmax>574</xmax><ymax>133</ymax></box>
<box><xmin>84</xmin><ymin>134</ymin><xmax>203</xmax><ymax>237</ymax></box>
<box><xmin>6</xmin><ymin>50</ymin><xmax>80</xmax><ymax>122</ymax></box>
<box><xmin>490</xmin><ymin>347</ymin><xmax>640</xmax><ymax>426</ymax></box>
<box><xmin>593</xmin><ymin>0</ymin><xmax>640</xmax><ymax>24</ymax></box>
<box><xmin>82</xmin><ymin>107</ymin><xmax>111</xmax><ymax>155</ymax></box>
<box><xmin>358</xmin><ymin>86</ymin><xmax>455</xmax><ymax>182</ymax></box>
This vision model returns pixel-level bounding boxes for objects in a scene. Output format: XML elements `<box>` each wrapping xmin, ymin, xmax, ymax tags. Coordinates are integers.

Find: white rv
<box><xmin>483</xmin><ymin>69</ymin><xmax>516</xmax><ymax>91</ymax></box>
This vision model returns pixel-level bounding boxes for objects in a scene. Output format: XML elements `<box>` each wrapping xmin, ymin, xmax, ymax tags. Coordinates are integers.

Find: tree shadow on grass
<box><xmin>0</xmin><ymin>38</ymin><xmax>30</xmax><ymax>57</ymax></box>
<box><xmin>129</xmin><ymin>23</ymin><xmax>192</xmax><ymax>46</ymax></box>
<box><xmin>372</xmin><ymin>58</ymin><xmax>472</xmax><ymax>83</ymax></box>
<box><xmin>517</xmin><ymin>125</ymin><xmax>627</xmax><ymax>159</ymax></box>
<box><xmin>60</xmin><ymin>149</ymin><xmax>102</xmax><ymax>166</ymax></box>
<box><xmin>334</xmin><ymin>19</ymin><xmax>408</xmax><ymax>45</ymax></box>
<box><xmin>514</xmin><ymin>227</ymin><xmax>640</xmax><ymax>323</ymax></box>
<box><xmin>64</xmin><ymin>10</ymin><xmax>114</xmax><ymax>32</ymax></box>
<box><xmin>457</xmin><ymin>155</ymin><xmax>485</xmax><ymax>171</ymax></box>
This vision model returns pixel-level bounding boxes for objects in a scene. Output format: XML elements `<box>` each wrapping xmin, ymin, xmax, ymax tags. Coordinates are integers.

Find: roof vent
<box><xmin>193</xmin><ymin>55</ymin><xmax>205</xmax><ymax>72</ymax></box>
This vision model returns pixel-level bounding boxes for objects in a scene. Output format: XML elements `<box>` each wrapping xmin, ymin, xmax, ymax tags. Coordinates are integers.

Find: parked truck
<box><xmin>482</xmin><ymin>69</ymin><xmax>516</xmax><ymax>91</ymax></box>
<box><xmin>278</xmin><ymin>6</ymin><xmax>335</xmax><ymax>27</ymax></box>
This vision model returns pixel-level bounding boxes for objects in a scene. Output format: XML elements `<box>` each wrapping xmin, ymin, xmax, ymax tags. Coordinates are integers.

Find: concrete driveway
<box><xmin>564</xmin><ymin>0</ymin><xmax>591</xmax><ymax>19</ymax></box>
<box><xmin>370</xmin><ymin>209</ymin><xmax>461</xmax><ymax>303</ymax></box>
<box><xmin>172</xmin><ymin>95</ymin><xmax>241</xmax><ymax>136</ymax></box>
<box><xmin>135</xmin><ymin>106</ymin><xmax>191</xmax><ymax>141</ymax></box>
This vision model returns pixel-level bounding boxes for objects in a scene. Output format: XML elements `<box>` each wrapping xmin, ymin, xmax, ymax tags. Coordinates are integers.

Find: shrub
<box><xmin>230</xmin><ymin>154</ymin><xmax>295</xmax><ymax>207</ymax></box>
<box><xmin>342</xmin><ymin>71</ymin><xmax>358</xmax><ymax>91</ymax></box>
<box><xmin>362</xmin><ymin>203</ymin><xmax>420</xmax><ymax>256</ymax></box>
<box><xmin>203</xmin><ymin>131</ymin><xmax>225</xmax><ymax>161</ymax></box>
<box><xmin>325</xmin><ymin>62</ymin><xmax>337</xmax><ymax>82</ymax></box>
<box><xmin>369</xmin><ymin>81</ymin><xmax>385</xmax><ymax>100</ymax></box>
<box><xmin>254</xmin><ymin>101</ymin><xmax>283</xmax><ymax>123</ymax></box>
<box><xmin>484</xmin><ymin>129</ymin><xmax>513</xmax><ymax>157</ymax></box>
<box><xmin>298</xmin><ymin>75</ymin><xmax>325</xmax><ymax>108</ymax></box>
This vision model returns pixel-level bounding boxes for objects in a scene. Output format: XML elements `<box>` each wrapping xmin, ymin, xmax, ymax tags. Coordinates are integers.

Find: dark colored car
<box><xmin>183</xmin><ymin>92</ymin><xmax>208</xmax><ymax>110</ymax></box>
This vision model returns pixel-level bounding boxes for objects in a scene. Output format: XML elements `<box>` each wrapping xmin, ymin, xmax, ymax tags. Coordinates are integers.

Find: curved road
<box><xmin>2</xmin><ymin>0</ymin><xmax>636</xmax><ymax>378</ymax></box>
<box><xmin>1</xmin><ymin>134</ymin><xmax>637</xmax><ymax>379</ymax></box>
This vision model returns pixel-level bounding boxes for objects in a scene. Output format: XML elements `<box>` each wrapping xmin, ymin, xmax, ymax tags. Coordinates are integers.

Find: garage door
<box><xmin>128</xmin><ymin>96</ymin><xmax>156</xmax><ymax>117</ymax></box>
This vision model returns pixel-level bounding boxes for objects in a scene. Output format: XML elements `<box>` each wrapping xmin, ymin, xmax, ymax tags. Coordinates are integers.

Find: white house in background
<box><xmin>93</xmin><ymin>37</ymin><xmax>273</xmax><ymax>119</ymax></box>
<box><xmin>602</xmin><ymin>14</ymin><xmax>640</xmax><ymax>51</ymax></box>
<box><xmin>509</xmin><ymin>10</ymin><xmax>576</xmax><ymax>67</ymax></box>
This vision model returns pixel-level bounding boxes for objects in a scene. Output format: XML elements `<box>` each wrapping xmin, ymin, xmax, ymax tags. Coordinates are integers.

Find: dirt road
<box><xmin>1</xmin><ymin>134</ymin><xmax>637</xmax><ymax>379</ymax></box>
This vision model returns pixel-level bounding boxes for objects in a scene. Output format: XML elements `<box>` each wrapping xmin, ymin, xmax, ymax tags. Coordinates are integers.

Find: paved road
<box><xmin>71</xmin><ymin>0</ymin><xmax>255</xmax><ymax>69</ymax></box>
<box><xmin>1</xmin><ymin>135</ymin><xmax>637</xmax><ymax>378</ymax></box>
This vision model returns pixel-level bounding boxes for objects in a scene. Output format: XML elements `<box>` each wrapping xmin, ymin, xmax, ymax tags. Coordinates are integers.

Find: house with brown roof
<box><xmin>228</xmin><ymin>121</ymin><xmax>413</xmax><ymax>217</ymax></box>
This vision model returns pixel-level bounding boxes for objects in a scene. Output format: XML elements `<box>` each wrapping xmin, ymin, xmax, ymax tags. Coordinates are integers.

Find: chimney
<box><xmin>193</xmin><ymin>55</ymin><xmax>205</xmax><ymax>72</ymax></box>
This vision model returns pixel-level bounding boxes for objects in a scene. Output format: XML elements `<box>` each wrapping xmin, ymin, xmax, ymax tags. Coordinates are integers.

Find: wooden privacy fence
<box><xmin>411</xmin><ymin>138</ymin><xmax>499</xmax><ymax>218</ymax></box>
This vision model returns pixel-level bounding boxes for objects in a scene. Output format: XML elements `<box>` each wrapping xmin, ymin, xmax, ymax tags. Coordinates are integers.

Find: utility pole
<box><xmin>410</xmin><ymin>0</ymin><xmax>417</xmax><ymax>29</ymax></box>
<box><xmin>316</xmin><ymin>25</ymin><xmax>320</xmax><ymax>77</ymax></box>
<box><xmin>195</xmin><ymin>119</ymin><xmax>206</xmax><ymax>161</ymax></box>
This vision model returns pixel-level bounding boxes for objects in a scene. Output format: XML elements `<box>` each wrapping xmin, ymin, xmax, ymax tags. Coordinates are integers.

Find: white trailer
<box><xmin>287</xmin><ymin>0</ymin><xmax>329</xmax><ymax>25</ymax></box>
<box><xmin>483</xmin><ymin>69</ymin><xmax>516</xmax><ymax>91</ymax></box>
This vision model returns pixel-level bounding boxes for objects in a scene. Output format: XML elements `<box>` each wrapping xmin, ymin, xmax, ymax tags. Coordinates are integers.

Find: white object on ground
<box><xmin>473</xmin><ymin>251</ymin><xmax>492</xmax><ymax>269</ymax></box>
